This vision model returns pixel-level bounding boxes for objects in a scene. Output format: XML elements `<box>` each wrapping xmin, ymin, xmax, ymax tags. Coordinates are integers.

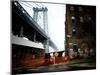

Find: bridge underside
<box><xmin>12</xmin><ymin>1</ymin><xmax>58</xmax><ymax>52</ymax></box>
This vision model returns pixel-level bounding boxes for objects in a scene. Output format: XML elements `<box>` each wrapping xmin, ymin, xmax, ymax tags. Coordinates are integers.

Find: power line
<box><xmin>19</xmin><ymin>1</ymin><xmax>46</xmax><ymax>8</ymax></box>
<box><xmin>24</xmin><ymin>2</ymin><xmax>33</xmax><ymax>7</ymax></box>
<box><xmin>20</xmin><ymin>1</ymin><xmax>33</xmax><ymax>7</ymax></box>
<box><xmin>20</xmin><ymin>2</ymin><xmax>32</xmax><ymax>9</ymax></box>
<box><xmin>40</xmin><ymin>3</ymin><xmax>45</xmax><ymax>7</ymax></box>
<box><xmin>22</xmin><ymin>2</ymin><xmax>42</xmax><ymax>8</ymax></box>
<box><xmin>34</xmin><ymin>3</ymin><xmax>41</xmax><ymax>8</ymax></box>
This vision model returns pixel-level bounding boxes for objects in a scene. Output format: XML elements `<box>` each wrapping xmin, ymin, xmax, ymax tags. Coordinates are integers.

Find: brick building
<box><xmin>65</xmin><ymin>5</ymin><xmax>96</xmax><ymax>58</ymax></box>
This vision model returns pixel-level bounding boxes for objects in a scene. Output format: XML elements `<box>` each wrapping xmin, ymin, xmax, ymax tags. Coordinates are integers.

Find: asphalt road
<box><xmin>13</xmin><ymin>60</ymin><xmax>96</xmax><ymax>74</ymax></box>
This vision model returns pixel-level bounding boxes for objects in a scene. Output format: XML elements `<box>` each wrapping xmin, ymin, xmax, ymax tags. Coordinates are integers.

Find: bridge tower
<box><xmin>33</xmin><ymin>7</ymin><xmax>49</xmax><ymax>53</ymax></box>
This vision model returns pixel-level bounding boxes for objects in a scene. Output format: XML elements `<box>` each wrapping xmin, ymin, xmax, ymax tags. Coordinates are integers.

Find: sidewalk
<box><xmin>66</xmin><ymin>58</ymin><xmax>96</xmax><ymax>68</ymax></box>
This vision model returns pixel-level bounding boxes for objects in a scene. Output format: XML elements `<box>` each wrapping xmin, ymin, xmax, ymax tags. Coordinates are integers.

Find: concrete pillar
<box><xmin>43</xmin><ymin>39</ymin><xmax>49</xmax><ymax>53</ymax></box>
<box><xmin>43</xmin><ymin>7</ymin><xmax>48</xmax><ymax>34</ymax></box>
<box><xmin>33</xmin><ymin>7</ymin><xmax>38</xmax><ymax>22</ymax></box>
<box><xmin>20</xmin><ymin>25</ymin><xmax>23</xmax><ymax>37</ymax></box>
<box><xmin>33</xmin><ymin>32</ymin><xmax>36</xmax><ymax>42</ymax></box>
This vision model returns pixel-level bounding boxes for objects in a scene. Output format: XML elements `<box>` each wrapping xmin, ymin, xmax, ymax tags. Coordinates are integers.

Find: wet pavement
<box><xmin>13</xmin><ymin>58</ymin><xmax>96</xmax><ymax>74</ymax></box>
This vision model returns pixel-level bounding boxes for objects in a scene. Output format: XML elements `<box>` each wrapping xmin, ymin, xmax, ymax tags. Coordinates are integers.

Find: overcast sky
<box><xmin>19</xmin><ymin>1</ymin><xmax>66</xmax><ymax>52</ymax></box>
<box><xmin>45</xmin><ymin>3</ymin><xmax>66</xmax><ymax>51</ymax></box>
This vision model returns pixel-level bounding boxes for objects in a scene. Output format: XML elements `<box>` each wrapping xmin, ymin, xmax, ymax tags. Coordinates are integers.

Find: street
<box><xmin>13</xmin><ymin>58</ymin><xmax>96</xmax><ymax>74</ymax></box>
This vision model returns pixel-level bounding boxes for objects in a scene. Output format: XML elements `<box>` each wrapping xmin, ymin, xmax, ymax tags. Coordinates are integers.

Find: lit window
<box><xmin>72</xmin><ymin>29</ymin><xmax>76</xmax><ymax>32</ymax></box>
<box><xmin>71</xmin><ymin>16</ymin><xmax>75</xmax><ymax>23</ymax></box>
<box><xmin>67</xmin><ymin>35</ymin><xmax>71</xmax><ymax>38</ymax></box>
<box><xmin>71</xmin><ymin>16</ymin><xmax>75</xmax><ymax>20</ymax></box>
<box><xmin>72</xmin><ymin>28</ymin><xmax>76</xmax><ymax>35</ymax></box>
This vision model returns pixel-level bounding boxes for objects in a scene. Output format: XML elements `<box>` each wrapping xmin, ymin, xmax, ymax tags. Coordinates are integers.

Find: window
<box><xmin>70</xmin><ymin>6</ymin><xmax>74</xmax><ymax>11</ymax></box>
<box><xmin>80</xmin><ymin>16</ymin><xmax>84</xmax><ymax>23</ymax></box>
<box><xmin>78</xmin><ymin>7</ymin><xmax>83</xmax><ymax>11</ymax></box>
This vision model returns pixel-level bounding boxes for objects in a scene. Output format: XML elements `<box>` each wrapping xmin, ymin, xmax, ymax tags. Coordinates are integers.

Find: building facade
<box><xmin>65</xmin><ymin>5</ymin><xmax>96</xmax><ymax>59</ymax></box>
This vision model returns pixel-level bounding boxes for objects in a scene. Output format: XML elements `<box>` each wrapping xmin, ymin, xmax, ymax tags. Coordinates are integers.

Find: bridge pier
<box><xmin>43</xmin><ymin>39</ymin><xmax>49</xmax><ymax>53</ymax></box>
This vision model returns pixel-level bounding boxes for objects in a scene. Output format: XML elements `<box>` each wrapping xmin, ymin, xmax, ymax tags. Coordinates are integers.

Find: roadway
<box><xmin>13</xmin><ymin>58</ymin><xmax>96</xmax><ymax>74</ymax></box>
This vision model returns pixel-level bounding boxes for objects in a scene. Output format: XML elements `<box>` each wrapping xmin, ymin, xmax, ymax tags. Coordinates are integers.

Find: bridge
<box><xmin>12</xmin><ymin>1</ymin><xmax>58</xmax><ymax>53</ymax></box>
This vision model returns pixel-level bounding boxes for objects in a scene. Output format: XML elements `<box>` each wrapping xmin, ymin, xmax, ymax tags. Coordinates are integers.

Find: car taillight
<box><xmin>50</xmin><ymin>58</ymin><xmax>54</xmax><ymax>62</ymax></box>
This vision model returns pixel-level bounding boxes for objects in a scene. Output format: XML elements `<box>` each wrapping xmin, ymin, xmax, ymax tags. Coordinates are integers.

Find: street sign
<box><xmin>54</xmin><ymin>52</ymin><xmax>58</xmax><ymax>57</ymax></box>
